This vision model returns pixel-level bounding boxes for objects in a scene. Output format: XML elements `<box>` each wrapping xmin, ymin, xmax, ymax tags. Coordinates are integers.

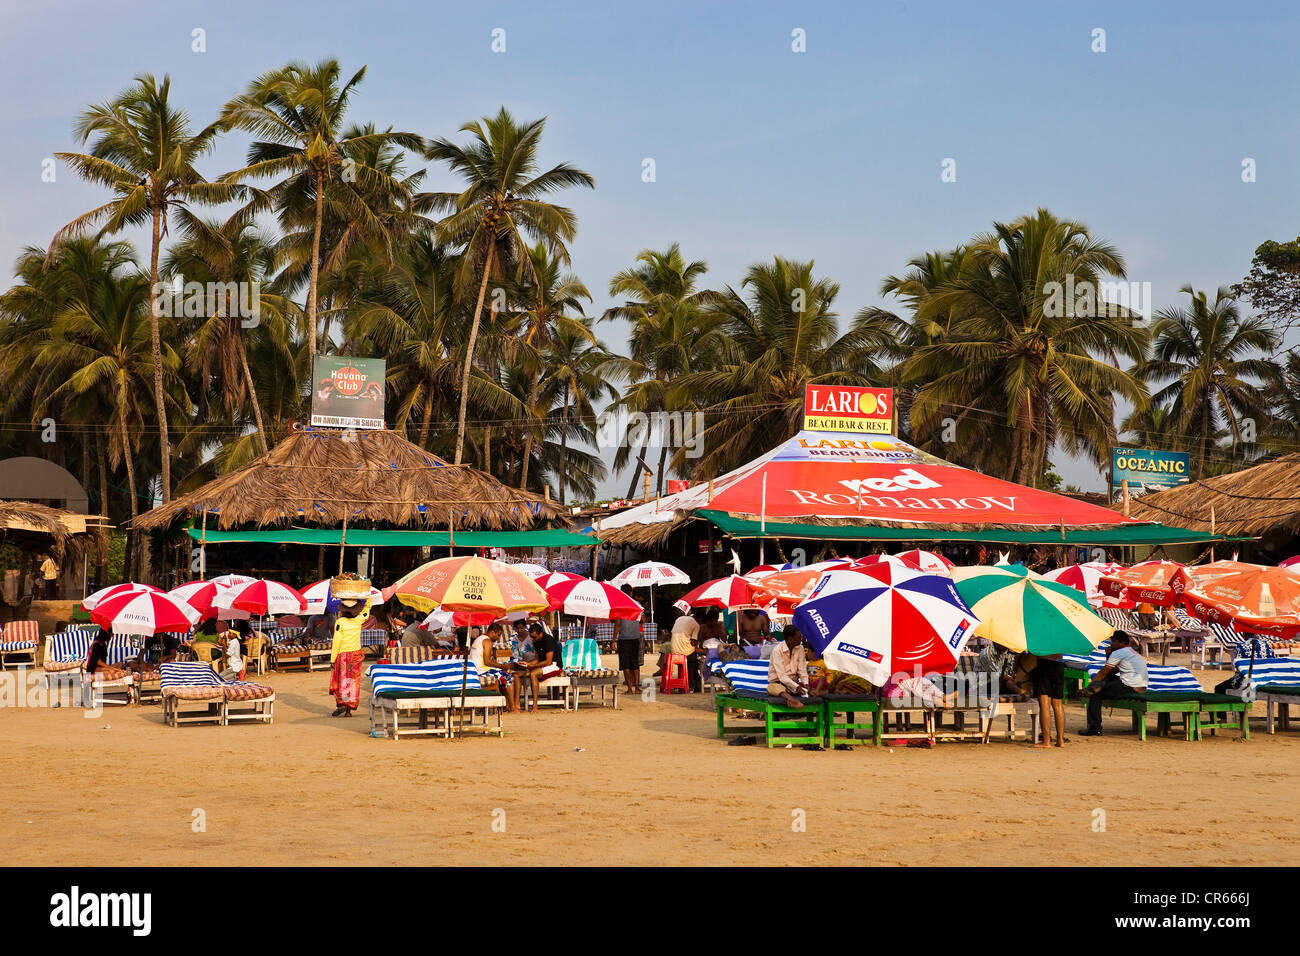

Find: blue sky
<box><xmin>3</xmin><ymin>0</ymin><xmax>1298</xmax><ymax>496</ymax></box>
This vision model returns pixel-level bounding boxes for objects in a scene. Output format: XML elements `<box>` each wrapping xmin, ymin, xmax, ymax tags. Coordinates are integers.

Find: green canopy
<box><xmin>696</xmin><ymin>509</ymin><xmax>1244</xmax><ymax>545</ymax></box>
<box><xmin>186</xmin><ymin>527</ymin><xmax>597</xmax><ymax>548</ymax></box>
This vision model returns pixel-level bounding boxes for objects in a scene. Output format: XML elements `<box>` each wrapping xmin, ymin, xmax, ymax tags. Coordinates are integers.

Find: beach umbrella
<box><xmin>1040</xmin><ymin>562</ymin><xmax>1120</xmax><ymax>606</ymax></box>
<box><xmin>1188</xmin><ymin>560</ymin><xmax>1266</xmax><ymax>585</ymax></box>
<box><xmin>82</xmin><ymin>582</ymin><xmax>159</xmax><ymax>611</ymax></box>
<box><xmin>300</xmin><ymin>578</ymin><xmax>386</xmax><ymax>614</ymax></box>
<box><xmin>852</xmin><ymin>554</ymin><xmax>911</xmax><ymax>570</ymax></box>
<box><xmin>389</xmin><ymin>555</ymin><xmax>549</xmax><ymax>615</ymax></box>
<box><xmin>531</xmin><ymin>571</ymin><xmax>586</xmax><ymax>592</ymax></box>
<box><xmin>1185</xmin><ymin>566</ymin><xmax>1300</xmax><ymax>639</ymax></box>
<box><xmin>166</xmin><ymin>581</ymin><xmax>225</xmax><ymax>619</ymax></box>
<box><xmin>91</xmin><ymin>589</ymin><xmax>201</xmax><ymax>636</ymax></box>
<box><xmin>214</xmin><ymin>578</ymin><xmax>308</xmax><ymax>617</ymax></box>
<box><xmin>1099</xmin><ymin>560</ymin><xmax>1190</xmax><ymax>607</ymax></box>
<box><xmin>608</xmin><ymin>561</ymin><xmax>687</xmax><ymax>625</ymax></box>
<box><xmin>545</xmin><ymin>577</ymin><xmax>643</xmax><ymax>620</ymax></box>
<box><xmin>508</xmin><ymin>563</ymin><xmax>551</xmax><ymax>577</ymax></box>
<box><xmin>954</xmin><ymin>568</ymin><xmax>1113</xmax><ymax>655</ymax></box>
<box><xmin>210</xmin><ymin>573</ymin><xmax>256</xmax><ymax>588</ymax></box>
<box><xmin>674</xmin><ymin>575</ymin><xmax>761</xmax><ymax>612</ymax></box>
<box><xmin>744</xmin><ymin>563</ymin><xmax>795</xmax><ymax>579</ymax></box>
<box><xmin>421</xmin><ymin>608</ymin><xmax>505</xmax><ymax>631</ymax></box>
<box><xmin>951</xmin><ymin>564</ymin><xmax>1038</xmax><ymax>583</ymax></box>
<box><xmin>892</xmin><ymin>549</ymin><xmax>955</xmax><ymax>574</ymax></box>
<box><xmin>791</xmin><ymin>563</ymin><xmax>979</xmax><ymax>686</ymax></box>
<box><xmin>1279</xmin><ymin>556</ymin><xmax>1300</xmax><ymax>569</ymax></box>
<box><xmin>750</xmin><ymin>565</ymin><xmax>854</xmax><ymax>611</ymax></box>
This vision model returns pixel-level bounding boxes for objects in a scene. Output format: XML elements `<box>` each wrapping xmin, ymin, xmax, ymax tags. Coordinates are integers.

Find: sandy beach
<box><xmin>4</xmin><ymin>655</ymin><xmax>1297</xmax><ymax>867</ymax></box>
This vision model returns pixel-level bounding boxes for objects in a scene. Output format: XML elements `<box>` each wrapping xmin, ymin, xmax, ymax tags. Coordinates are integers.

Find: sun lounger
<box><xmin>1079</xmin><ymin>661</ymin><xmax>1247</xmax><ymax>740</ymax></box>
<box><xmin>386</xmin><ymin>645</ymin><xmax>458</xmax><ymax>664</ymax></box>
<box><xmin>1232</xmin><ymin>657</ymin><xmax>1300</xmax><ymax>733</ymax></box>
<box><xmin>0</xmin><ymin>620</ymin><xmax>40</xmax><ymax>669</ymax></box>
<box><xmin>562</xmin><ymin>637</ymin><xmax>619</xmax><ymax>709</ymax></box>
<box><xmin>42</xmin><ymin>627</ymin><xmax>96</xmax><ymax>678</ymax></box>
<box><xmin>367</xmin><ymin>660</ymin><xmax>505</xmax><ymax>740</ymax></box>
<box><xmin>159</xmin><ymin>661</ymin><xmax>275</xmax><ymax>727</ymax></box>
<box><xmin>712</xmin><ymin>660</ymin><xmax>823</xmax><ymax>747</ymax></box>
<box><xmin>267</xmin><ymin>625</ymin><xmax>330</xmax><ymax>671</ymax></box>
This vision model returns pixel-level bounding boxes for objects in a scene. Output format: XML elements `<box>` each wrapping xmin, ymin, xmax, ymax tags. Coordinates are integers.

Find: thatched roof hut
<box><xmin>0</xmin><ymin>499</ymin><xmax>106</xmax><ymax>561</ymax></box>
<box><xmin>1122</xmin><ymin>453</ymin><xmax>1300</xmax><ymax>542</ymax></box>
<box><xmin>135</xmin><ymin>427</ymin><xmax>563</xmax><ymax>532</ymax></box>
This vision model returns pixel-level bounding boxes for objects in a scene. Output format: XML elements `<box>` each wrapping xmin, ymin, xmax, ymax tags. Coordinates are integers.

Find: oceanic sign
<box><xmin>311</xmin><ymin>356</ymin><xmax>386</xmax><ymax>430</ymax></box>
<box><xmin>1111</xmin><ymin>447</ymin><xmax>1190</xmax><ymax>497</ymax></box>
<box><xmin>803</xmin><ymin>384</ymin><xmax>893</xmax><ymax>434</ymax></box>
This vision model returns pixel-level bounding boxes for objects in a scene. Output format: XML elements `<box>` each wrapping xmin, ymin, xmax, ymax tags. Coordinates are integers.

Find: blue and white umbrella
<box><xmin>792</xmin><ymin>564</ymin><xmax>980</xmax><ymax>686</ymax></box>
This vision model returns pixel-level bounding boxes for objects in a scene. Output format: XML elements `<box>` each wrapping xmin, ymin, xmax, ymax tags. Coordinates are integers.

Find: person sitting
<box><xmin>767</xmin><ymin>624</ymin><xmax>816</xmax><ymax>708</ymax></box>
<box><xmin>470</xmin><ymin>623</ymin><xmax>519</xmax><ymax>712</ymax></box>
<box><xmin>881</xmin><ymin>672</ymin><xmax>957</xmax><ymax>709</ymax></box>
<box><xmin>655</xmin><ymin>609</ymin><xmax>699</xmax><ymax>680</ymax></box>
<box><xmin>220</xmin><ymin>629</ymin><xmax>245</xmax><ymax>682</ymax></box>
<box><xmin>1080</xmin><ymin>631</ymin><xmax>1149</xmax><ymax>736</ymax></box>
<box><xmin>510</xmin><ymin>619</ymin><xmax>535</xmax><ymax>662</ymax></box>
<box><xmin>516</xmin><ymin>622</ymin><xmax>564</xmax><ymax>712</ymax></box>
<box><xmin>736</xmin><ymin>607</ymin><xmax>771</xmax><ymax>646</ymax></box>
<box><xmin>400</xmin><ymin>616</ymin><xmax>439</xmax><ymax>648</ymax></box>
<box><xmin>85</xmin><ymin>631</ymin><xmax>128</xmax><ymax>685</ymax></box>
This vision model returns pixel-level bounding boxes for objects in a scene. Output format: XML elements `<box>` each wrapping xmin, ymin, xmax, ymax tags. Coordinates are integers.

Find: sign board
<box><xmin>666</xmin><ymin>480</ymin><xmax>689</xmax><ymax>494</ymax></box>
<box><xmin>1110</xmin><ymin>448</ymin><xmax>1190</xmax><ymax>498</ymax></box>
<box><xmin>803</xmin><ymin>385</ymin><xmax>893</xmax><ymax>434</ymax></box>
<box><xmin>311</xmin><ymin>357</ymin><xmax>386</xmax><ymax>430</ymax></box>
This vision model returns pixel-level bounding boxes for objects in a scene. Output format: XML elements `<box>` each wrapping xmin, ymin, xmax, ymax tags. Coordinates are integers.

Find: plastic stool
<box><xmin>661</xmin><ymin>653</ymin><xmax>690</xmax><ymax>694</ymax></box>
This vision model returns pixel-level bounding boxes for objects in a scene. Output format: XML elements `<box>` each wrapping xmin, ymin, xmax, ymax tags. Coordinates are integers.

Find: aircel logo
<box><xmin>837</xmin><ymin>468</ymin><xmax>941</xmax><ymax>494</ymax></box>
<box><xmin>50</xmin><ymin>886</ymin><xmax>151</xmax><ymax>936</ymax></box>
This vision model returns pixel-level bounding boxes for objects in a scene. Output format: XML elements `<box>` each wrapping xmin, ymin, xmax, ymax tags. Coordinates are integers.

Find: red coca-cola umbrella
<box><xmin>1099</xmin><ymin>561</ymin><xmax>1190</xmax><ymax>607</ymax></box>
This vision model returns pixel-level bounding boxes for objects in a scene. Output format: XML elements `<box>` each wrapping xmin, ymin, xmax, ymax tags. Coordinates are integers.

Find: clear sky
<box><xmin>3</xmin><ymin>0</ymin><xmax>1298</xmax><ymax>496</ymax></box>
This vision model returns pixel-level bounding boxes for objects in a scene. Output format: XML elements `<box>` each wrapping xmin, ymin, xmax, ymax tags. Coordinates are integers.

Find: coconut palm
<box><xmin>539</xmin><ymin>316</ymin><xmax>614</xmax><ymax>504</ymax></box>
<box><xmin>220</xmin><ymin>60</ymin><xmax>423</xmax><ymax>365</ymax></box>
<box><xmin>902</xmin><ymin>209</ymin><xmax>1149</xmax><ymax>486</ymax></box>
<box><xmin>1135</xmin><ymin>286</ymin><xmax>1280</xmax><ymax>477</ymax></box>
<box><xmin>682</xmin><ymin>257</ymin><xmax>901</xmax><ymax>478</ymax></box>
<box><xmin>424</xmin><ymin>107</ymin><xmax>595</xmax><ymax>465</ymax></box>
<box><xmin>52</xmin><ymin>73</ymin><xmax>238</xmax><ymax>503</ymax></box>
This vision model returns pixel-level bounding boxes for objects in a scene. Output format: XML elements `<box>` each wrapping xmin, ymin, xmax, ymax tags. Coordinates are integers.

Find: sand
<box><xmin>3</xmin><ymin>654</ymin><xmax>1297</xmax><ymax>867</ymax></box>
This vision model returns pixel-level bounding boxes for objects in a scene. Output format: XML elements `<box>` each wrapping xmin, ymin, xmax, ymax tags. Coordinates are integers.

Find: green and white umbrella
<box><xmin>953</xmin><ymin>568</ymin><xmax>1112</xmax><ymax>655</ymax></box>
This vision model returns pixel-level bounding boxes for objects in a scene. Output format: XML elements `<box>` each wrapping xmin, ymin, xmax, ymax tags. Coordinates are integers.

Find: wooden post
<box><xmin>338</xmin><ymin>512</ymin><xmax>348</xmax><ymax>574</ymax></box>
<box><xmin>591</xmin><ymin>518</ymin><xmax>600</xmax><ymax>578</ymax></box>
<box><xmin>707</xmin><ymin>478</ymin><xmax>714</xmax><ymax>504</ymax></box>
<box><xmin>1121</xmin><ymin>480</ymin><xmax>1131</xmax><ymax>519</ymax></box>
<box><xmin>1210</xmin><ymin>506</ymin><xmax>1216</xmax><ymax>561</ymax></box>
<box><xmin>643</xmin><ymin>469</ymin><xmax>652</xmax><ymax>503</ymax></box>
<box><xmin>448</xmin><ymin>509</ymin><xmax>455</xmax><ymax>555</ymax></box>
<box><xmin>199</xmin><ymin>506</ymin><xmax>207</xmax><ymax>581</ymax></box>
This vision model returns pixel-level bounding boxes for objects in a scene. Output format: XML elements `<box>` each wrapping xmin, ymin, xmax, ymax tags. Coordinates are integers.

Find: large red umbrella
<box><xmin>82</xmin><ymin>582</ymin><xmax>160</xmax><ymax>611</ymax></box>
<box><xmin>214</xmin><ymin>578</ymin><xmax>308</xmax><ymax>617</ymax></box>
<box><xmin>1185</xmin><ymin>566</ymin><xmax>1300</xmax><ymax>639</ymax></box>
<box><xmin>167</xmin><ymin>581</ymin><xmax>224</xmax><ymax>619</ymax></box>
<box><xmin>674</xmin><ymin>575</ymin><xmax>761</xmax><ymax>612</ymax></box>
<box><xmin>1099</xmin><ymin>561</ymin><xmax>1191</xmax><ymax>607</ymax></box>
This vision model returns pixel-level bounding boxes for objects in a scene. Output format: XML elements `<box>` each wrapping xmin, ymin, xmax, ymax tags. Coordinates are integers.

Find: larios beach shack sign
<box><xmin>804</xmin><ymin>384</ymin><xmax>893</xmax><ymax>434</ymax></box>
<box><xmin>311</xmin><ymin>356</ymin><xmax>386</xmax><ymax>430</ymax></box>
<box><xmin>1111</xmin><ymin>447</ymin><xmax>1190</xmax><ymax>497</ymax></box>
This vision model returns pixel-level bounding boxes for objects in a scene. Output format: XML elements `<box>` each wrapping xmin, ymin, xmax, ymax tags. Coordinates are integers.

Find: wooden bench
<box><xmin>715</xmin><ymin>691</ymin><xmax>824</xmax><ymax>747</ymax></box>
<box><xmin>369</xmin><ymin>692</ymin><xmax>506</xmax><ymax>740</ymax></box>
<box><xmin>822</xmin><ymin>695</ymin><xmax>880</xmax><ymax>747</ymax></box>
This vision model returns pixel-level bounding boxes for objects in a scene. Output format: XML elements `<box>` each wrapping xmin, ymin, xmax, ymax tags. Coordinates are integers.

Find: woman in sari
<box><xmin>327</xmin><ymin>574</ymin><xmax>371</xmax><ymax>717</ymax></box>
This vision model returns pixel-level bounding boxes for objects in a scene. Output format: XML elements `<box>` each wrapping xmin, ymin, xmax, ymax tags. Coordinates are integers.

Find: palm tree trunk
<box><xmin>417</xmin><ymin>386</ymin><xmax>434</xmax><ymax>448</ymax></box>
<box><xmin>520</xmin><ymin>368</ymin><xmax>541</xmax><ymax>488</ymax></box>
<box><xmin>455</xmin><ymin>244</ymin><xmax>496</xmax><ymax>465</ymax></box>
<box><xmin>119</xmin><ymin>399</ymin><xmax>138</xmax><ymax>582</ymax></box>
<box><xmin>95</xmin><ymin>434</ymin><xmax>109</xmax><ymax>588</ymax></box>
<box><xmin>238</xmin><ymin>334</ymin><xmax>269</xmax><ymax>455</ymax></box>
<box><xmin>148</xmin><ymin>201</ymin><xmax>171</xmax><ymax>504</ymax></box>
<box><xmin>559</xmin><ymin>382</ymin><xmax>570</xmax><ymax>504</ymax></box>
<box><xmin>1016</xmin><ymin>392</ymin><xmax>1034</xmax><ymax>485</ymax></box>
<box><xmin>484</xmin><ymin>426</ymin><xmax>491</xmax><ymax>476</ymax></box>
<box><xmin>625</xmin><ymin>430</ymin><xmax>650</xmax><ymax>499</ymax></box>
<box><xmin>307</xmin><ymin>168</ymin><xmax>324</xmax><ymax>370</ymax></box>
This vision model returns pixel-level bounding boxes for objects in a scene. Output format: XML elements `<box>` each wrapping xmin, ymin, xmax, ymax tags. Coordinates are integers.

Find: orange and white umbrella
<box><xmin>1099</xmin><ymin>561</ymin><xmax>1191</xmax><ymax>607</ymax></box>
<box><xmin>389</xmin><ymin>556</ymin><xmax>549</xmax><ymax>614</ymax></box>
<box><xmin>1188</xmin><ymin>560</ymin><xmax>1265</xmax><ymax>585</ymax></box>
<box><xmin>1185</xmin><ymin>566</ymin><xmax>1300</xmax><ymax>639</ymax></box>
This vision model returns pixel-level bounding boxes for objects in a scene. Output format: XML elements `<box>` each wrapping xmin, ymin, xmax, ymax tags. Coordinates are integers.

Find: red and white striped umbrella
<box><xmin>91</xmin><ymin>589</ymin><xmax>201</xmax><ymax>636</ymax></box>
<box><xmin>1280</xmin><ymin>556</ymin><xmax>1300</xmax><ymax>569</ymax></box>
<box><xmin>166</xmin><ymin>581</ymin><xmax>224</xmax><ymax>619</ymax></box>
<box><xmin>892</xmin><ymin>549</ymin><xmax>955</xmax><ymax>574</ymax></box>
<box><xmin>674</xmin><ymin>575</ymin><xmax>760</xmax><ymax>612</ymax></box>
<box><xmin>1041</xmin><ymin>562</ymin><xmax>1121</xmax><ymax>606</ymax></box>
<box><xmin>853</xmin><ymin>554</ymin><xmax>911</xmax><ymax>571</ymax></box>
<box><xmin>532</xmin><ymin>571</ymin><xmax>585</xmax><ymax>592</ymax></box>
<box><xmin>508</xmin><ymin>562</ymin><xmax>552</xmax><ymax>577</ymax></box>
<box><xmin>300</xmin><ymin>578</ymin><xmax>385</xmax><ymax>614</ymax></box>
<box><xmin>546</xmin><ymin>578</ymin><xmax>643</xmax><ymax>620</ymax></box>
<box><xmin>82</xmin><ymin>582</ymin><xmax>159</xmax><ymax>611</ymax></box>
<box><xmin>210</xmin><ymin>573</ymin><xmax>256</xmax><ymax>588</ymax></box>
<box><xmin>608</xmin><ymin>561</ymin><xmax>689</xmax><ymax>588</ymax></box>
<box><xmin>213</xmin><ymin>578</ymin><xmax>307</xmax><ymax>616</ymax></box>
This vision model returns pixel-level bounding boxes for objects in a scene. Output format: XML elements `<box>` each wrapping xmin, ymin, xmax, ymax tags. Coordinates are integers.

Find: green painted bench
<box><xmin>1098</xmin><ymin>691</ymin><xmax>1250</xmax><ymax>741</ymax></box>
<box><xmin>715</xmin><ymin>691</ymin><xmax>824</xmax><ymax>748</ymax></box>
<box><xmin>822</xmin><ymin>694</ymin><xmax>881</xmax><ymax>747</ymax></box>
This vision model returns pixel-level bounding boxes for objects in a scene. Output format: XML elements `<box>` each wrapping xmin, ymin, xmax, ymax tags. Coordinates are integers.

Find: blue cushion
<box><xmin>368</xmin><ymin>660</ymin><xmax>483</xmax><ymax>696</ymax></box>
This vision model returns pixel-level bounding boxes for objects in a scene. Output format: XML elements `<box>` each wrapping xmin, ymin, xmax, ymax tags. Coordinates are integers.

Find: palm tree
<box><xmin>220</xmin><ymin>60</ymin><xmax>423</xmax><ymax>365</ymax></box>
<box><xmin>1135</xmin><ymin>286</ymin><xmax>1279</xmax><ymax>477</ymax></box>
<box><xmin>53</xmin><ymin>73</ymin><xmax>237</xmax><ymax>503</ymax></box>
<box><xmin>541</xmin><ymin>316</ymin><xmax>614</xmax><ymax>504</ymax></box>
<box><xmin>1263</xmin><ymin>349</ymin><xmax>1300</xmax><ymax>456</ymax></box>
<box><xmin>682</xmin><ymin>257</ymin><xmax>900</xmax><ymax>478</ymax></box>
<box><xmin>163</xmin><ymin>216</ymin><xmax>297</xmax><ymax>455</ymax></box>
<box><xmin>602</xmin><ymin>244</ymin><xmax>724</xmax><ymax>496</ymax></box>
<box><xmin>902</xmin><ymin>209</ymin><xmax>1149</xmax><ymax>486</ymax></box>
<box><xmin>424</xmin><ymin>107</ymin><xmax>594</xmax><ymax>465</ymax></box>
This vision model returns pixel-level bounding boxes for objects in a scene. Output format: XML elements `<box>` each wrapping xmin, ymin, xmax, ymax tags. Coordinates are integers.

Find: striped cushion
<box><xmin>1233</xmin><ymin>657</ymin><xmax>1300</xmax><ymax>688</ymax></box>
<box><xmin>223</xmin><ymin>682</ymin><xmax>274</xmax><ymax>701</ymax></box>
<box><xmin>1097</xmin><ymin>607</ymin><xmax>1134</xmax><ymax>629</ymax></box>
<box><xmin>107</xmin><ymin>635</ymin><xmax>141</xmax><ymax>666</ymax></box>
<box><xmin>0</xmin><ymin>640</ymin><xmax>37</xmax><ymax>651</ymax></box>
<box><xmin>43</xmin><ymin>659</ymin><xmax>85</xmax><ymax>674</ymax></box>
<box><xmin>2</xmin><ymin>620</ymin><xmax>39</xmax><ymax>645</ymax></box>
<box><xmin>719</xmin><ymin>659</ymin><xmax>772</xmax><ymax>693</ymax></box>
<box><xmin>164</xmin><ymin>685</ymin><xmax>225</xmax><ymax>701</ymax></box>
<box><xmin>368</xmin><ymin>660</ymin><xmax>483</xmax><ymax>696</ymax></box>
<box><xmin>46</xmin><ymin>629</ymin><xmax>94</xmax><ymax>665</ymax></box>
<box><xmin>1083</xmin><ymin>661</ymin><xmax>1202</xmax><ymax>693</ymax></box>
<box><xmin>1171</xmin><ymin>608</ymin><xmax>1203</xmax><ymax>631</ymax></box>
<box><xmin>161</xmin><ymin>661</ymin><xmax>224</xmax><ymax>689</ymax></box>
<box><xmin>591</xmin><ymin>622</ymin><xmax>618</xmax><ymax>643</ymax></box>
<box><xmin>386</xmin><ymin>646</ymin><xmax>449</xmax><ymax>664</ymax></box>
<box><xmin>565</xmin><ymin>667</ymin><xmax>619</xmax><ymax>679</ymax></box>
<box><xmin>273</xmin><ymin>643</ymin><xmax>311</xmax><ymax>654</ymax></box>
<box><xmin>268</xmin><ymin>627</ymin><xmax>304</xmax><ymax>644</ymax></box>
<box><xmin>561</xmin><ymin>637</ymin><xmax>601</xmax><ymax>671</ymax></box>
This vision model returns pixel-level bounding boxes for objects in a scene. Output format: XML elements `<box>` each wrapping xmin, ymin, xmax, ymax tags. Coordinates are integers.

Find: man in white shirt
<box><xmin>767</xmin><ymin>625</ymin><xmax>811</xmax><ymax>708</ymax></box>
<box><xmin>220</xmin><ymin>632</ymin><xmax>244</xmax><ymax>681</ymax></box>
<box><xmin>1080</xmin><ymin>631</ymin><xmax>1148</xmax><ymax>736</ymax></box>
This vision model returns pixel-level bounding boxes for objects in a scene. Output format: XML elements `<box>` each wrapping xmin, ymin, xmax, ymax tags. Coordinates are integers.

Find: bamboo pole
<box><xmin>338</xmin><ymin>512</ymin><xmax>348</xmax><ymax>574</ymax></box>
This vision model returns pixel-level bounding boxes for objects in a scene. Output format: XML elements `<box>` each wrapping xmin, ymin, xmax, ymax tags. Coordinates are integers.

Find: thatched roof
<box><xmin>1121</xmin><ymin>453</ymin><xmax>1300</xmax><ymax>538</ymax></box>
<box><xmin>134</xmin><ymin>427</ymin><xmax>563</xmax><ymax>533</ymax></box>
<box><xmin>0</xmin><ymin>500</ymin><xmax>105</xmax><ymax>560</ymax></box>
